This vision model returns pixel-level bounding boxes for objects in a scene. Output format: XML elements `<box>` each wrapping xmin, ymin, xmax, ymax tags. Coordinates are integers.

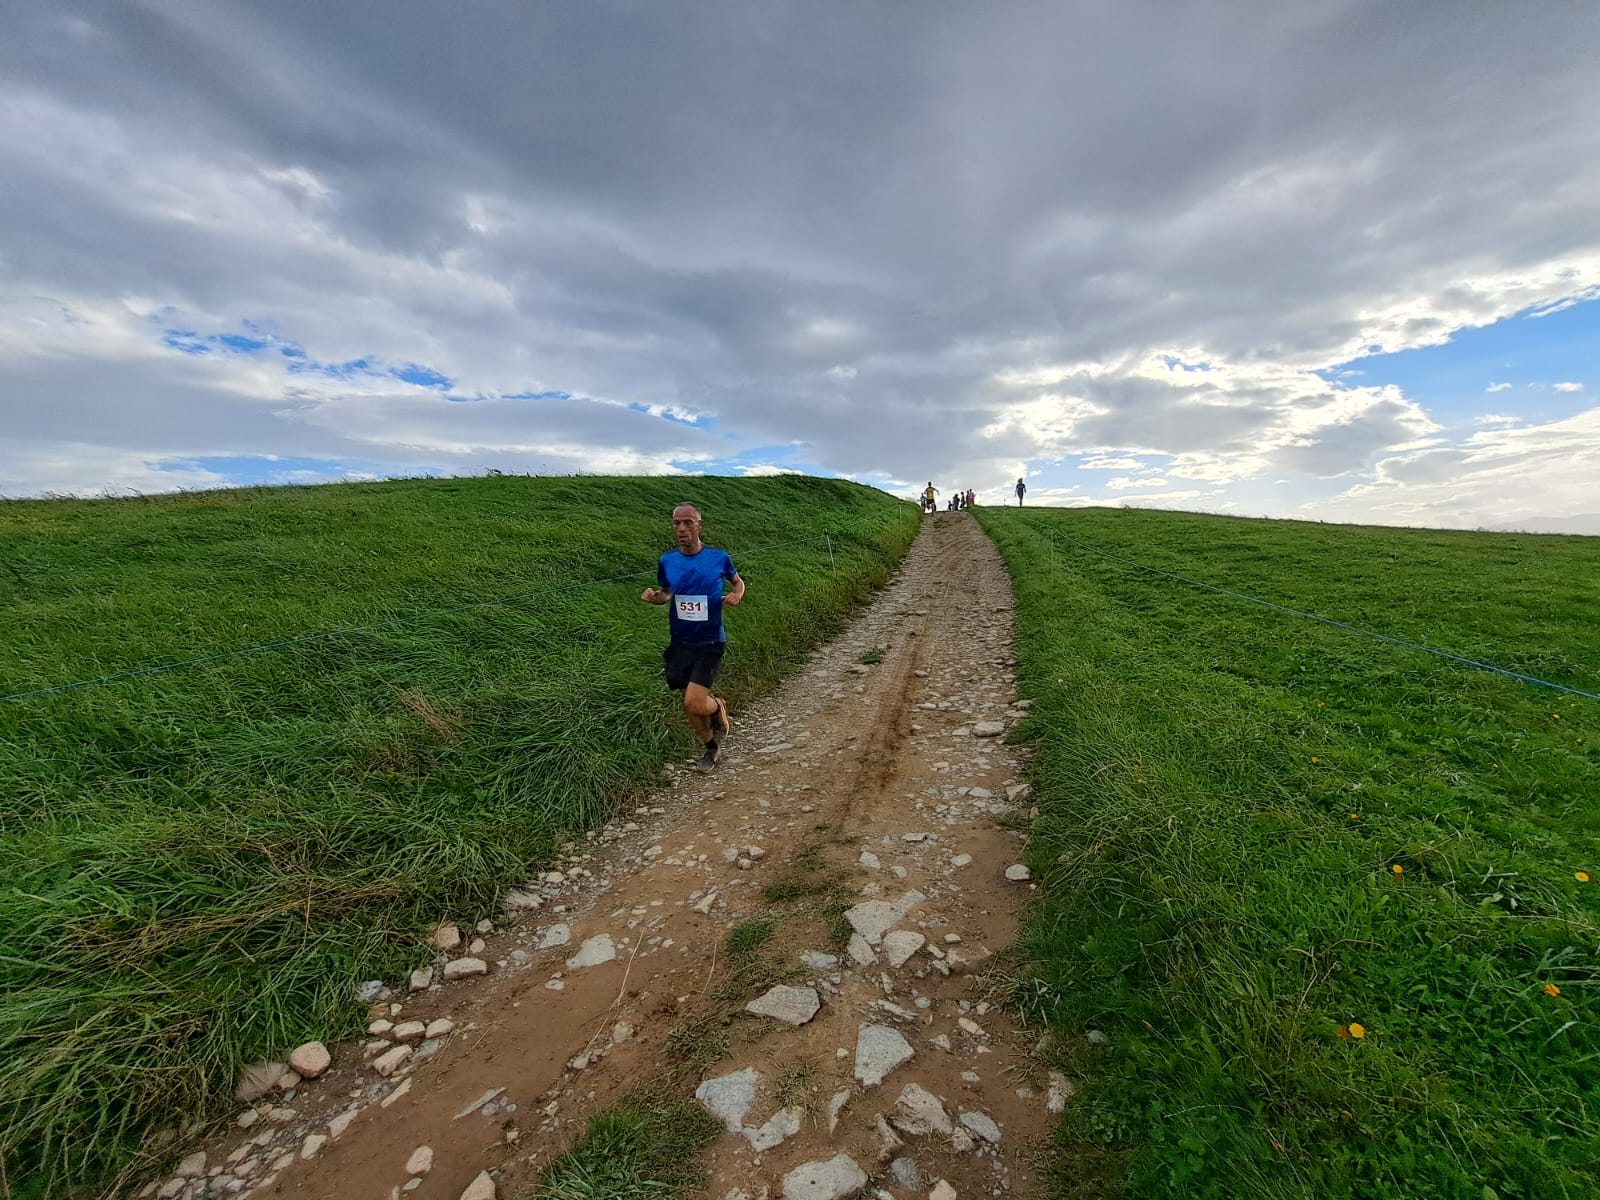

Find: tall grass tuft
<box><xmin>0</xmin><ymin>474</ymin><xmax>916</xmax><ymax>1195</ymax></box>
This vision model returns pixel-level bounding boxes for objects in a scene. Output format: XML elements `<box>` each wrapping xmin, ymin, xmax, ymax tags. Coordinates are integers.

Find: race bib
<box><xmin>674</xmin><ymin>594</ymin><xmax>710</xmax><ymax>621</ymax></box>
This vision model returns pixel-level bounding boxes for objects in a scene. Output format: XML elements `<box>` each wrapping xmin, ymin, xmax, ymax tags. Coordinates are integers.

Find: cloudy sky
<box><xmin>3</xmin><ymin>1</ymin><xmax>1598</xmax><ymax>530</ymax></box>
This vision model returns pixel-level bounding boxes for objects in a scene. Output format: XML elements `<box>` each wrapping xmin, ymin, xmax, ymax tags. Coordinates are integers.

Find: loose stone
<box><xmin>781</xmin><ymin>1154</ymin><xmax>867</xmax><ymax>1200</ymax></box>
<box><xmin>372</xmin><ymin>1045</ymin><xmax>413</xmax><ymax>1077</ymax></box>
<box><xmin>299</xmin><ymin>1133</ymin><xmax>326</xmax><ymax>1160</ymax></box>
<box><xmin>929</xmin><ymin>1182</ymin><xmax>958</xmax><ymax>1200</ymax></box>
<box><xmin>566</xmin><ymin>934</ymin><xmax>617</xmax><ymax>968</ymax></box>
<box><xmin>288</xmin><ymin>1042</ymin><xmax>330</xmax><ymax>1080</ymax></box>
<box><xmin>891</xmin><ymin>1083</ymin><xmax>953</xmax><ymax>1136</ymax></box>
<box><xmin>745</xmin><ymin>1106</ymin><xmax>802</xmax><ymax>1151</ymax></box>
<box><xmin>459</xmin><ymin>1171</ymin><xmax>497</xmax><ymax>1200</ymax></box>
<box><xmin>234</xmin><ymin>1062</ymin><xmax>287</xmax><ymax>1102</ymax></box>
<box><xmin>409</xmin><ymin>967</ymin><xmax>433</xmax><ymax>991</ymax></box>
<box><xmin>425</xmin><ymin>1018</ymin><xmax>455</xmax><ymax>1039</ymax></box>
<box><xmin>431</xmin><ymin>923</ymin><xmax>462</xmax><ymax>951</ymax></box>
<box><xmin>972</xmin><ymin>720</ymin><xmax>1006</xmax><ymax>737</ymax></box>
<box><xmin>1047</xmin><ymin>1071</ymin><xmax>1076</xmax><ymax>1114</ymax></box>
<box><xmin>695</xmin><ymin>1066</ymin><xmax>762</xmax><ymax>1132</ymax></box>
<box><xmin>392</xmin><ymin>1021</ymin><xmax>427</xmax><ymax>1043</ymax></box>
<box><xmin>881</xmin><ymin>930</ymin><xmax>926</xmax><ymax>968</ymax></box>
<box><xmin>175</xmin><ymin>1151</ymin><xmax>207</xmax><ymax>1178</ymax></box>
<box><xmin>958</xmin><ymin>1111</ymin><xmax>1002</xmax><ymax>1143</ymax></box>
<box><xmin>405</xmin><ymin>1145</ymin><xmax>433</xmax><ymax>1175</ymax></box>
<box><xmin>854</xmin><ymin>1024</ymin><xmax>914</xmax><ymax>1088</ymax></box>
<box><xmin>949</xmin><ymin>854</ymin><xmax>973</xmax><ymax>868</ymax></box>
<box><xmin>442</xmin><ymin>957</ymin><xmax>488</xmax><ymax>980</ymax></box>
<box><xmin>746</xmin><ymin>985</ymin><xmax>822</xmax><ymax>1025</ymax></box>
<box><xmin>1004</xmin><ymin>864</ymin><xmax>1032</xmax><ymax>881</ymax></box>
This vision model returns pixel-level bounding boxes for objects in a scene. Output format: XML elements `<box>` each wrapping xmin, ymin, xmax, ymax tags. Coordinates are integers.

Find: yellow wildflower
<box><xmin>1392</xmin><ymin>864</ymin><xmax>1404</xmax><ymax>877</ymax></box>
<box><xmin>1543</xmin><ymin>983</ymin><xmax>1561</xmax><ymax>997</ymax></box>
<box><xmin>1576</xmin><ymin>871</ymin><xmax>1592</xmax><ymax>883</ymax></box>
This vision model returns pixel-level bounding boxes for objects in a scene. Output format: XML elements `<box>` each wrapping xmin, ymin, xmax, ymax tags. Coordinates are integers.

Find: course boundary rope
<box><xmin>0</xmin><ymin>516</ymin><xmax>904</xmax><ymax>705</ymax></box>
<box><xmin>1049</xmin><ymin>527</ymin><xmax>1600</xmax><ymax>703</ymax></box>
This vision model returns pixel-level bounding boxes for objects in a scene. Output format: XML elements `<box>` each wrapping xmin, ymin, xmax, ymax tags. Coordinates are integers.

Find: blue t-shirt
<box><xmin>658</xmin><ymin>546</ymin><xmax>739</xmax><ymax>645</ymax></box>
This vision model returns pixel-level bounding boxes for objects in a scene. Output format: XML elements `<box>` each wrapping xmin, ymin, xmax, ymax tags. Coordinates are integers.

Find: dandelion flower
<box><xmin>1349</xmin><ymin>1023</ymin><xmax>1366</xmax><ymax>1038</ymax></box>
<box><xmin>1348</xmin><ymin>813</ymin><xmax>1360</xmax><ymax>820</ymax></box>
<box><xmin>1392</xmin><ymin>864</ymin><xmax>1404</xmax><ymax>877</ymax></box>
<box><xmin>1577</xmin><ymin>871</ymin><xmax>1592</xmax><ymax>883</ymax></box>
<box><xmin>1312</xmin><ymin>756</ymin><xmax>1320</xmax><ymax>763</ymax></box>
<box><xmin>1317</xmin><ymin>701</ymin><xmax>1325</xmax><ymax>707</ymax></box>
<box><xmin>1543</xmin><ymin>983</ymin><xmax>1561</xmax><ymax>997</ymax></box>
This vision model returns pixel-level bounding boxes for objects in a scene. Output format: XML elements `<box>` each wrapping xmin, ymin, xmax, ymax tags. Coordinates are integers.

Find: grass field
<box><xmin>975</xmin><ymin>507</ymin><xmax>1600</xmax><ymax>1200</ymax></box>
<box><xmin>0</xmin><ymin>474</ymin><xmax>916</xmax><ymax>1196</ymax></box>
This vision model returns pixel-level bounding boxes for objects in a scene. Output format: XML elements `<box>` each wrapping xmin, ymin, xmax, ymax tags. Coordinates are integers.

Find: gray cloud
<box><xmin>2</xmin><ymin>1</ymin><xmax>1599</xmax><ymax>519</ymax></box>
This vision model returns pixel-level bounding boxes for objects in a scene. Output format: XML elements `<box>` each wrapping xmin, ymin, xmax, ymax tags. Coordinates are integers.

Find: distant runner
<box><xmin>1014</xmin><ymin>478</ymin><xmax>1027</xmax><ymax>506</ymax></box>
<box><xmin>922</xmin><ymin>482</ymin><xmax>939</xmax><ymax>513</ymax></box>
<box><xmin>641</xmin><ymin>502</ymin><xmax>745</xmax><ymax>771</ymax></box>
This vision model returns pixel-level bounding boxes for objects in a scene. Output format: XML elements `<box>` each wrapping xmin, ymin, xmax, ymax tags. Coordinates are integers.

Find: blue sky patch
<box><xmin>157</xmin><ymin>454</ymin><xmax>441</xmax><ymax>487</ymax></box>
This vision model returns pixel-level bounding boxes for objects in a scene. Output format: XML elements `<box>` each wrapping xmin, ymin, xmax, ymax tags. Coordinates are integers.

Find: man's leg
<box><xmin>683</xmin><ymin>682</ymin><xmax>719</xmax><ymax>741</ymax></box>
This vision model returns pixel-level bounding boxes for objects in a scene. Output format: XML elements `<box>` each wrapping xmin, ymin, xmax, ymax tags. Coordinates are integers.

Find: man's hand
<box><xmin>641</xmin><ymin>587</ymin><xmax>666</xmax><ymax>604</ymax></box>
<box><xmin>724</xmin><ymin>592</ymin><xmax>743</xmax><ymax>606</ymax></box>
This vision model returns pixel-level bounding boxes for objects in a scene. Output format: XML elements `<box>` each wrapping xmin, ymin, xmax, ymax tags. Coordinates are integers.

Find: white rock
<box><xmin>746</xmin><ymin>985</ymin><xmax>821</xmax><ymax>1025</ymax></box>
<box><xmin>1006</xmin><ymin>783</ymin><xmax>1032</xmax><ymax>802</ymax></box>
<box><xmin>502</xmin><ymin>889</ymin><xmax>543</xmax><ymax>911</ymax></box>
<box><xmin>611</xmin><ymin>1021</ymin><xmax>634</xmax><ymax>1044</ymax></box>
<box><xmin>175</xmin><ymin>1151</ymin><xmax>207</xmax><ymax>1178</ymax></box>
<box><xmin>858</xmin><ymin>851</ymin><xmax>881</xmax><ymax>869</ymax></box>
<box><xmin>409</xmin><ymin>967</ymin><xmax>433</xmax><ymax>991</ymax></box>
<box><xmin>405</xmin><ymin>1145</ymin><xmax>433</xmax><ymax>1175</ymax></box>
<box><xmin>425</xmin><ymin>1018</ymin><xmax>455</xmax><ymax>1039</ymax></box>
<box><xmin>957</xmin><ymin>1017</ymin><xmax>985</xmax><ymax>1038</ymax></box>
<box><xmin>537</xmin><ymin>923</ymin><xmax>571</xmax><ymax>949</ymax></box>
<box><xmin>801</xmin><ymin>951</ymin><xmax>840</xmax><ymax>970</ymax></box>
<box><xmin>566</xmin><ymin>935</ymin><xmax>616</xmax><ymax>969</ymax></box>
<box><xmin>392</xmin><ymin>1021</ymin><xmax>427</xmax><ymax>1043</ymax></box>
<box><xmin>972</xmin><ymin>721</ymin><xmax>1006</xmax><ymax>737</ymax></box>
<box><xmin>287</xmin><ymin>1042</ymin><xmax>330</xmax><ymax>1080</ymax></box>
<box><xmin>381</xmin><ymin>1078</ymin><xmax>413</xmax><ymax>1107</ymax></box>
<box><xmin>891</xmin><ymin>1083</ymin><xmax>953</xmax><ymax>1136</ymax></box>
<box><xmin>235</xmin><ymin>1109</ymin><xmax>259</xmax><ymax>1129</ymax></box>
<box><xmin>468</xmin><ymin>938</ymin><xmax>486</xmax><ymax>954</ymax></box>
<box><xmin>372</xmin><ymin>1045</ymin><xmax>413</xmax><ymax>1077</ymax></box>
<box><xmin>781</xmin><ymin>1154</ymin><xmax>867</xmax><ymax>1200</ymax></box>
<box><xmin>827</xmin><ymin>1088</ymin><xmax>851</xmax><ymax>1134</ymax></box>
<box><xmin>695</xmin><ymin>1067</ymin><xmax>762</xmax><ymax>1132</ymax></box>
<box><xmin>930</xmin><ymin>1181</ymin><xmax>958</xmax><ymax>1200</ymax></box>
<box><xmin>949</xmin><ymin>854</ymin><xmax>973</xmax><ymax>868</ymax></box>
<box><xmin>1004</xmin><ymin>864</ymin><xmax>1031</xmax><ymax>881</ymax></box>
<box><xmin>745</xmin><ymin>1106</ymin><xmax>803</xmax><ymax>1150</ymax></box>
<box><xmin>881</xmin><ymin>930</ymin><xmax>926</xmax><ymax>968</ymax></box>
<box><xmin>901</xmin><ymin>832</ymin><xmax>927</xmax><ymax>843</ymax></box>
<box><xmin>442</xmin><ymin>957</ymin><xmax>488</xmax><ymax>980</ymax></box>
<box><xmin>855</xmin><ymin>1024</ymin><xmax>914</xmax><ymax>1088</ymax></box>
<box><xmin>958</xmin><ymin>1111</ymin><xmax>1002</xmax><ymax>1143</ymax></box>
<box><xmin>459</xmin><ymin>1171</ymin><xmax>497</xmax><ymax>1200</ymax></box>
<box><xmin>874</xmin><ymin>1113</ymin><xmax>903</xmax><ymax>1156</ymax></box>
<box><xmin>847</xmin><ymin>933</ymin><xmax>877</xmax><ymax>966</ymax></box>
<box><xmin>328</xmin><ymin>1110</ymin><xmax>358</xmax><ymax>1139</ymax></box>
<box><xmin>299</xmin><ymin>1133</ymin><xmax>326</xmax><ymax>1160</ymax></box>
<box><xmin>431</xmin><ymin>923</ymin><xmax>462</xmax><ymax>951</ymax></box>
<box><xmin>844</xmin><ymin>892</ymin><xmax>925</xmax><ymax>945</ymax></box>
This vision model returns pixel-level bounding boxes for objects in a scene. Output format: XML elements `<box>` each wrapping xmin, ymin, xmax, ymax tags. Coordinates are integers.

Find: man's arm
<box><xmin>723</xmin><ymin>573</ymin><xmax>746</xmax><ymax>607</ymax></box>
<box><xmin>641</xmin><ymin>586</ymin><xmax>672</xmax><ymax>603</ymax></box>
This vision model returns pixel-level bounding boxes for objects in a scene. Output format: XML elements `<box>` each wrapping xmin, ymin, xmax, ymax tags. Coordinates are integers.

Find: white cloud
<box><xmin>1486</xmin><ymin>381</ymin><xmax>1513</xmax><ymax>392</ymax></box>
<box><xmin>1554</xmin><ymin>381</ymin><xmax>1585</xmax><ymax>392</ymax></box>
<box><xmin>1105</xmin><ymin>475</ymin><xmax>1169</xmax><ymax>490</ymax></box>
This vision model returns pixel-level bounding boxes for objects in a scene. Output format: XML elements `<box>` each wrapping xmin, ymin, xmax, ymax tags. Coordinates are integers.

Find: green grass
<box><xmin>0</xmin><ymin>474</ymin><xmax>916</xmax><ymax>1195</ymax></box>
<box><xmin>975</xmin><ymin>506</ymin><xmax>1600</xmax><ymax>1200</ymax></box>
<box><xmin>531</xmin><ymin>1095</ymin><xmax>722</xmax><ymax>1199</ymax></box>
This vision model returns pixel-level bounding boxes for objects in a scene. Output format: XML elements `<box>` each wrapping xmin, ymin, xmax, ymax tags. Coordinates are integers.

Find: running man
<box><xmin>1014</xmin><ymin>477</ymin><xmax>1027</xmax><ymax>506</ymax></box>
<box><xmin>641</xmin><ymin>502</ymin><xmax>745</xmax><ymax>771</ymax></box>
<box><xmin>922</xmin><ymin>482</ymin><xmax>939</xmax><ymax>513</ymax></box>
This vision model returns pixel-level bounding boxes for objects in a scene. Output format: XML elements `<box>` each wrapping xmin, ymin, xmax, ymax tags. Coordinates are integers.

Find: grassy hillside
<box><xmin>975</xmin><ymin>507</ymin><xmax>1600</xmax><ymax>1200</ymax></box>
<box><xmin>0</xmin><ymin>474</ymin><xmax>916</xmax><ymax>1195</ymax></box>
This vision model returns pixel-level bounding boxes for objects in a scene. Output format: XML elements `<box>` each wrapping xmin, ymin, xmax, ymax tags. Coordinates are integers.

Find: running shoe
<box><xmin>698</xmin><ymin>739</ymin><xmax>721</xmax><ymax>772</ymax></box>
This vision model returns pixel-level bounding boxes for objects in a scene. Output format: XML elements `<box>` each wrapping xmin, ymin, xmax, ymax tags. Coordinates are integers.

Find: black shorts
<box><xmin>663</xmin><ymin>641</ymin><xmax>725</xmax><ymax>691</ymax></box>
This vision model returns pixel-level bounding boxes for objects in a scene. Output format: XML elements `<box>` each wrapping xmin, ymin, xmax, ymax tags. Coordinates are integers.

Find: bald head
<box><xmin>671</xmin><ymin>502</ymin><xmax>703</xmax><ymax>552</ymax></box>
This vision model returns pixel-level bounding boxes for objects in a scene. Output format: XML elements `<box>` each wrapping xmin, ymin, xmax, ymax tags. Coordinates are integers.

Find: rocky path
<box><xmin>142</xmin><ymin>513</ymin><xmax>1066</xmax><ymax>1200</ymax></box>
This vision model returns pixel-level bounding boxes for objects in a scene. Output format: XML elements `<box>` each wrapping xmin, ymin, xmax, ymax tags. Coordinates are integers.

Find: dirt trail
<box><xmin>148</xmin><ymin>513</ymin><xmax>1064</xmax><ymax>1200</ymax></box>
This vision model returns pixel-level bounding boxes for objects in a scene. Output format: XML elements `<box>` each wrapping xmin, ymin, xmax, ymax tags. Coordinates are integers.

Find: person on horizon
<box><xmin>1015</xmin><ymin>478</ymin><xmax>1027</xmax><ymax>506</ymax></box>
<box><xmin>966</xmin><ymin>488</ymin><xmax>976</xmax><ymax>508</ymax></box>
<box><xmin>641</xmin><ymin>502</ymin><xmax>745</xmax><ymax>772</ymax></box>
<box><xmin>922</xmin><ymin>481</ymin><xmax>938</xmax><ymax>513</ymax></box>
